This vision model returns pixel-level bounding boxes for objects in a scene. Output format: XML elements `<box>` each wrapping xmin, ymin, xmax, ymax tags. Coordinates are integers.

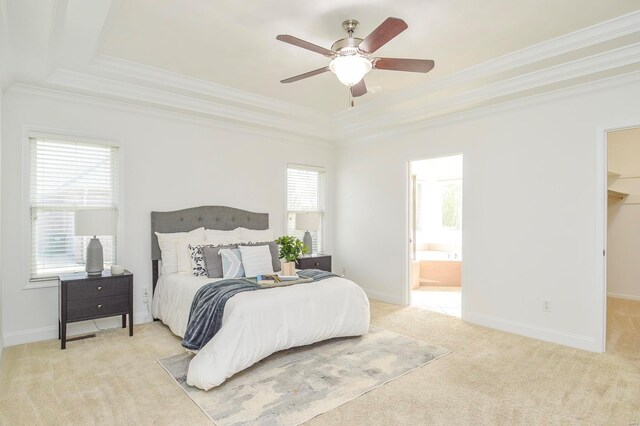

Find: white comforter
<box><xmin>152</xmin><ymin>273</ymin><xmax>370</xmax><ymax>390</ymax></box>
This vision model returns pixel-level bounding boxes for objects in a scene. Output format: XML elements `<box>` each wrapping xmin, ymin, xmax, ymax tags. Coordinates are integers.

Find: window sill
<box><xmin>24</xmin><ymin>280</ymin><xmax>58</xmax><ymax>290</ymax></box>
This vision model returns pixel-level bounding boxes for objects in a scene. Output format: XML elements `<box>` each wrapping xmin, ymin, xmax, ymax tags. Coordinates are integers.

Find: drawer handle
<box><xmin>97</xmin><ymin>286</ymin><xmax>102</xmax><ymax>291</ymax></box>
<box><xmin>97</xmin><ymin>304</ymin><xmax>102</xmax><ymax>309</ymax></box>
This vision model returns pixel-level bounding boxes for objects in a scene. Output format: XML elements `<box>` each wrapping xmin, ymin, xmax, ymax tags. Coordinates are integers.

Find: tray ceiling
<box><xmin>98</xmin><ymin>0</ymin><xmax>640</xmax><ymax>112</ymax></box>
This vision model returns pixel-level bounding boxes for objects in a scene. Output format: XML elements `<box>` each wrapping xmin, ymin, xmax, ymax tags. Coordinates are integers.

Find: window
<box><xmin>286</xmin><ymin>164</ymin><xmax>325</xmax><ymax>254</ymax></box>
<box><xmin>29</xmin><ymin>136</ymin><xmax>118</xmax><ymax>280</ymax></box>
<box><xmin>441</xmin><ymin>179</ymin><xmax>462</xmax><ymax>230</ymax></box>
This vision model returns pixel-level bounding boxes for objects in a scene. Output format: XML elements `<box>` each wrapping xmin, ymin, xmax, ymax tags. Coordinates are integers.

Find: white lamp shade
<box><xmin>329</xmin><ymin>55</ymin><xmax>372</xmax><ymax>87</ymax></box>
<box><xmin>295</xmin><ymin>212</ymin><xmax>320</xmax><ymax>232</ymax></box>
<box><xmin>75</xmin><ymin>209</ymin><xmax>117</xmax><ymax>236</ymax></box>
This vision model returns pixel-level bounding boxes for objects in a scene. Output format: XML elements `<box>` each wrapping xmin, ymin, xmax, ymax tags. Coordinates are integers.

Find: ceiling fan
<box><xmin>276</xmin><ymin>17</ymin><xmax>435</xmax><ymax>99</ymax></box>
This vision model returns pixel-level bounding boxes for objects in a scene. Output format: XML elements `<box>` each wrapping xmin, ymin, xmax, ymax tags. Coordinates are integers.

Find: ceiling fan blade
<box><xmin>350</xmin><ymin>79</ymin><xmax>367</xmax><ymax>97</ymax></box>
<box><xmin>276</xmin><ymin>35</ymin><xmax>335</xmax><ymax>58</ymax></box>
<box><xmin>358</xmin><ymin>17</ymin><xmax>408</xmax><ymax>54</ymax></box>
<box><xmin>374</xmin><ymin>58</ymin><xmax>435</xmax><ymax>73</ymax></box>
<box><xmin>280</xmin><ymin>66</ymin><xmax>330</xmax><ymax>83</ymax></box>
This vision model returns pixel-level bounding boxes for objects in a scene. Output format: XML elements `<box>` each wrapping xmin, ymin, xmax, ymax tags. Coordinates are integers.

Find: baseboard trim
<box><xmin>607</xmin><ymin>292</ymin><xmax>640</xmax><ymax>302</ymax></box>
<box><xmin>465</xmin><ymin>312</ymin><xmax>599</xmax><ymax>352</ymax></box>
<box><xmin>363</xmin><ymin>288</ymin><xmax>404</xmax><ymax>305</ymax></box>
<box><xmin>2</xmin><ymin>312</ymin><xmax>152</xmax><ymax>347</ymax></box>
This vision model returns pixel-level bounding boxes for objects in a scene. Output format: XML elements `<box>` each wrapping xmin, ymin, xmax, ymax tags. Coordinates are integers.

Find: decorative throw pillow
<box><xmin>240</xmin><ymin>242</ymin><xmax>281</xmax><ymax>272</ymax></box>
<box><xmin>202</xmin><ymin>244</ymin><xmax>237</xmax><ymax>278</ymax></box>
<box><xmin>188</xmin><ymin>244</ymin><xmax>215</xmax><ymax>276</ymax></box>
<box><xmin>178</xmin><ymin>239</ymin><xmax>207</xmax><ymax>274</ymax></box>
<box><xmin>238</xmin><ymin>244</ymin><xmax>275</xmax><ymax>277</ymax></box>
<box><xmin>219</xmin><ymin>248</ymin><xmax>245</xmax><ymax>279</ymax></box>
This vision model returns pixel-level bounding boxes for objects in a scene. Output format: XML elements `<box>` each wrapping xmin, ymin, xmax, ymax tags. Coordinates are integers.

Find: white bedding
<box><xmin>152</xmin><ymin>273</ymin><xmax>219</xmax><ymax>337</ymax></box>
<box><xmin>152</xmin><ymin>273</ymin><xmax>370</xmax><ymax>390</ymax></box>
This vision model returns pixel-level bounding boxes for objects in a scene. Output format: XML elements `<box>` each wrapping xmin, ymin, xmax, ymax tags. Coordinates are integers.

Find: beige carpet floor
<box><xmin>1</xmin><ymin>297</ymin><xmax>639</xmax><ymax>425</ymax></box>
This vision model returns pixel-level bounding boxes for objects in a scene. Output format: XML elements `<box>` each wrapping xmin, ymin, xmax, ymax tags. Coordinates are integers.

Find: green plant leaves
<box><xmin>275</xmin><ymin>235</ymin><xmax>306</xmax><ymax>262</ymax></box>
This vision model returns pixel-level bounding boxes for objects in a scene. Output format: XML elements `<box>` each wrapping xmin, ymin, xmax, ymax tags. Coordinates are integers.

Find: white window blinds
<box><xmin>29</xmin><ymin>137</ymin><xmax>118</xmax><ymax>280</ymax></box>
<box><xmin>286</xmin><ymin>165</ymin><xmax>325</xmax><ymax>253</ymax></box>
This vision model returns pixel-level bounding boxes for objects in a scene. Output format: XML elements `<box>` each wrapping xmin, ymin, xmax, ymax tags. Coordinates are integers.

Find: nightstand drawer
<box><xmin>296</xmin><ymin>256</ymin><xmax>331</xmax><ymax>272</ymax></box>
<box><xmin>67</xmin><ymin>277</ymin><xmax>130</xmax><ymax>300</ymax></box>
<box><xmin>67</xmin><ymin>294</ymin><xmax>129</xmax><ymax>321</ymax></box>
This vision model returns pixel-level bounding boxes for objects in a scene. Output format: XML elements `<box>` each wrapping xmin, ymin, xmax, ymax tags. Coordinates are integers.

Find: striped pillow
<box><xmin>238</xmin><ymin>244</ymin><xmax>275</xmax><ymax>277</ymax></box>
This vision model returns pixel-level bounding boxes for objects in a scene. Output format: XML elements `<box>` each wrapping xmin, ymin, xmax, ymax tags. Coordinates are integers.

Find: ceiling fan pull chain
<box><xmin>348</xmin><ymin>87</ymin><xmax>354</xmax><ymax>109</ymax></box>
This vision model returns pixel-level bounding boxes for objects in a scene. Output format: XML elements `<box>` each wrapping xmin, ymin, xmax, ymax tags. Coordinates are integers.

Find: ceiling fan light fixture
<box><xmin>329</xmin><ymin>55</ymin><xmax>372</xmax><ymax>87</ymax></box>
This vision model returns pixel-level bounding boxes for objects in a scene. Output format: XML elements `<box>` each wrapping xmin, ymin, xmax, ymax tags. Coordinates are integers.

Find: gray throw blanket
<box><xmin>182</xmin><ymin>269</ymin><xmax>338</xmax><ymax>350</ymax></box>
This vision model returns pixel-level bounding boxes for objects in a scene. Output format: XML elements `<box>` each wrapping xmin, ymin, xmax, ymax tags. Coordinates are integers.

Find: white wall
<box><xmin>4</xmin><ymin>79</ymin><xmax>640</xmax><ymax>353</ymax></box>
<box><xmin>1</xmin><ymin>88</ymin><xmax>334</xmax><ymax>345</ymax></box>
<box><xmin>334</xmin><ymin>81</ymin><xmax>640</xmax><ymax>352</ymax></box>
<box><xmin>0</xmin><ymin>87</ymin><xmax>3</xmax><ymax>357</ymax></box>
<box><xmin>607</xmin><ymin>127</ymin><xmax>640</xmax><ymax>300</ymax></box>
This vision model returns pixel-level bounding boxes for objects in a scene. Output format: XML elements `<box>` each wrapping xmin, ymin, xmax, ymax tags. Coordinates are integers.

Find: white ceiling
<box><xmin>2</xmin><ymin>0</ymin><xmax>640</xmax><ymax>141</ymax></box>
<box><xmin>98</xmin><ymin>0</ymin><xmax>640</xmax><ymax>112</ymax></box>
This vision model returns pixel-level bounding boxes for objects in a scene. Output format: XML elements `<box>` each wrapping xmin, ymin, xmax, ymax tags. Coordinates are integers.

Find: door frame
<box><xmin>403</xmin><ymin>161</ymin><xmax>413</xmax><ymax>307</ymax></box>
<box><xmin>596</xmin><ymin>120</ymin><xmax>640</xmax><ymax>353</ymax></box>
<box><xmin>405</xmin><ymin>154</ymin><xmax>464</xmax><ymax>311</ymax></box>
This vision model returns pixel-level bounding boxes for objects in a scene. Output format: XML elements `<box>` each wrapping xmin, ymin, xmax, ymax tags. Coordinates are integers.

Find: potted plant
<box><xmin>275</xmin><ymin>235</ymin><xmax>307</xmax><ymax>275</ymax></box>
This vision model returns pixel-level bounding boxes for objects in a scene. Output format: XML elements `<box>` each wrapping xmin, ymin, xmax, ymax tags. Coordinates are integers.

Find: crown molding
<box><xmin>6</xmin><ymin>83</ymin><xmax>333</xmax><ymax>148</ymax></box>
<box><xmin>45</xmin><ymin>0</ymin><xmax>68</xmax><ymax>74</ymax></box>
<box><xmin>336</xmin><ymin>42</ymin><xmax>640</xmax><ymax>141</ymax></box>
<box><xmin>5</xmin><ymin>9</ymin><xmax>640</xmax><ymax>146</ymax></box>
<box><xmin>335</xmin><ymin>10</ymin><xmax>640</xmax><ymax>121</ymax></box>
<box><xmin>90</xmin><ymin>55</ymin><xmax>326</xmax><ymax>122</ymax></box>
<box><xmin>335</xmin><ymin>70</ymin><xmax>640</xmax><ymax>147</ymax></box>
<box><xmin>45</xmin><ymin>68</ymin><xmax>332</xmax><ymax>142</ymax></box>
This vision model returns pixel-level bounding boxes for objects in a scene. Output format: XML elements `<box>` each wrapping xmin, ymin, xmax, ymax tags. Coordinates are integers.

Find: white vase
<box><xmin>281</xmin><ymin>261</ymin><xmax>296</xmax><ymax>275</ymax></box>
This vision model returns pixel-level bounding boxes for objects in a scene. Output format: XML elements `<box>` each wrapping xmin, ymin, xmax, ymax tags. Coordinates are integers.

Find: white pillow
<box><xmin>239</xmin><ymin>244</ymin><xmax>274</xmax><ymax>277</ymax></box>
<box><xmin>176</xmin><ymin>239</ymin><xmax>207</xmax><ymax>274</ymax></box>
<box><xmin>205</xmin><ymin>228</ymin><xmax>242</xmax><ymax>245</ymax></box>
<box><xmin>238</xmin><ymin>227</ymin><xmax>275</xmax><ymax>243</ymax></box>
<box><xmin>155</xmin><ymin>227</ymin><xmax>205</xmax><ymax>275</ymax></box>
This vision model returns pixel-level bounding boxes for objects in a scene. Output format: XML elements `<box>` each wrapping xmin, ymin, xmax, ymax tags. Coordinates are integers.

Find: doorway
<box><xmin>606</xmin><ymin>127</ymin><xmax>640</xmax><ymax>353</ymax></box>
<box><xmin>408</xmin><ymin>154</ymin><xmax>463</xmax><ymax>317</ymax></box>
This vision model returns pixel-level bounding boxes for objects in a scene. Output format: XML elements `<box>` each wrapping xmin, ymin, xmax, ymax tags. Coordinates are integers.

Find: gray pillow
<box><xmin>240</xmin><ymin>241</ymin><xmax>281</xmax><ymax>272</ymax></box>
<box><xmin>202</xmin><ymin>244</ymin><xmax>237</xmax><ymax>278</ymax></box>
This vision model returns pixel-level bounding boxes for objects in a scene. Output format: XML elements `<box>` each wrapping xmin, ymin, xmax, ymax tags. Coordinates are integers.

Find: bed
<box><xmin>150</xmin><ymin>206</ymin><xmax>370</xmax><ymax>390</ymax></box>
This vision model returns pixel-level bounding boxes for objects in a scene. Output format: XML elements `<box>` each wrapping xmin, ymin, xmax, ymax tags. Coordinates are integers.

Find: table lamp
<box><xmin>75</xmin><ymin>209</ymin><xmax>117</xmax><ymax>275</ymax></box>
<box><xmin>295</xmin><ymin>212</ymin><xmax>320</xmax><ymax>255</ymax></box>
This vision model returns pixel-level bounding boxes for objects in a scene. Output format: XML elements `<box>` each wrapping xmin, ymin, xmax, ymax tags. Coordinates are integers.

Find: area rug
<box><xmin>158</xmin><ymin>328</ymin><xmax>450</xmax><ymax>425</ymax></box>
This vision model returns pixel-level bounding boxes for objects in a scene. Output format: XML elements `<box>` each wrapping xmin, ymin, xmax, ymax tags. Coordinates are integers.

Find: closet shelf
<box><xmin>608</xmin><ymin>170</ymin><xmax>621</xmax><ymax>178</ymax></box>
<box><xmin>608</xmin><ymin>188</ymin><xmax>628</xmax><ymax>200</ymax></box>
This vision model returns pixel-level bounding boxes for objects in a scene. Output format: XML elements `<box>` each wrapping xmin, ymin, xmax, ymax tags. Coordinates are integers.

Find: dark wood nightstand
<box><xmin>58</xmin><ymin>270</ymin><xmax>133</xmax><ymax>349</ymax></box>
<box><xmin>296</xmin><ymin>254</ymin><xmax>332</xmax><ymax>272</ymax></box>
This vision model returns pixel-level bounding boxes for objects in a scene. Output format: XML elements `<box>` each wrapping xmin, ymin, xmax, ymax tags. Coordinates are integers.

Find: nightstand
<box><xmin>58</xmin><ymin>270</ymin><xmax>133</xmax><ymax>349</ymax></box>
<box><xmin>296</xmin><ymin>254</ymin><xmax>332</xmax><ymax>272</ymax></box>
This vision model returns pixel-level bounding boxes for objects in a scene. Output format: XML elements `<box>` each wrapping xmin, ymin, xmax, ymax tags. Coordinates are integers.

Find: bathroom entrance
<box><xmin>408</xmin><ymin>154</ymin><xmax>463</xmax><ymax>317</ymax></box>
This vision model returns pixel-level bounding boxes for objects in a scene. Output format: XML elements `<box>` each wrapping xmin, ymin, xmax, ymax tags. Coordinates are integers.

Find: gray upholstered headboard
<box><xmin>150</xmin><ymin>206</ymin><xmax>269</xmax><ymax>292</ymax></box>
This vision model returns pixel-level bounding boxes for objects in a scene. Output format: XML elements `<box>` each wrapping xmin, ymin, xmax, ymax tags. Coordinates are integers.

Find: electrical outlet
<box><xmin>143</xmin><ymin>288</ymin><xmax>149</xmax><ymax>297</ymax></box>
<box><xmin>543</xmin><ymin>300</ymin><xmax>551</xmax><ymax>312</ymax></box>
